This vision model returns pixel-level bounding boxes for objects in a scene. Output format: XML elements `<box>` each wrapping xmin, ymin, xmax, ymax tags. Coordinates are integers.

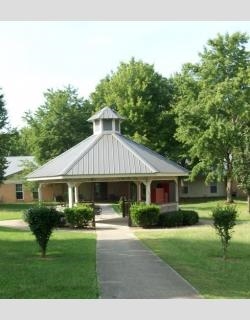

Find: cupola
<box><xmin>87</xmin><ymin>106</ymin><xmax>124</xmax><ymax>135</ymax></box>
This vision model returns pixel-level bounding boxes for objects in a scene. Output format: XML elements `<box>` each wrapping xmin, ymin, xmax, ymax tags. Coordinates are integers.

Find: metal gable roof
<box><xmin>5</xmin><ymin>156</ymin><xmax>35</xmax><ymax>177</ymax></box>
<box><xmin>27</xmin><ymin>132</ymin><xmax>188</xmax><ymax>180</ymax></box>
<box><xmin>87</xmin><ymin>106</ymin><xmax>124</xmax><ymax>122</ymax></box>
<box><xmin>27</xmin><ymin>105</ymin><xmax>188</xmax><ymax>180</ymax></box>
<box><xmin>27</xmin><ymin>135</ymin><xmax>98</xmax><ymax>178</ymax></box>
<box><xmin>66</xmin><ymin>134</ymin><xmax>154</xmax><ymax>176</ymax></box>
<box><xmin>116</xmin><ymin>135</ymin><xmax>189</xmax><ymax>175</ymax></box>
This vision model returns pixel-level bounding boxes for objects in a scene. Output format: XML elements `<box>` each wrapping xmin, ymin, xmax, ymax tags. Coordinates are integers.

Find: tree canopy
<box><xmin>23</xmin><ymin>86</ymin><xmax>94</xmax><ymax>164</ymax></box>
<box><xmin>0</xmin><ymin>89</ymin><xmax>9</xmax><ymax>183</ymax></box>
<box><xmin>5</xmin><ymin>128</ymin><xmax>30</xmax><ymax>156</ymax></box>
<box><xmin>173</xmin><ymin>32</ymin><xmax>250</xmax><ymax>202</ymax></box>
<box><xmin>90</xmin><ymin>58</ymin><xmax>179</xmax><ymax>159</ymax></box>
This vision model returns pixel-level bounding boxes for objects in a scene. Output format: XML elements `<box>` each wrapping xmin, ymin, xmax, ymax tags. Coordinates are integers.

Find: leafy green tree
<box><xmin>212</xmin><ymin>205</ymin><xmax>237</xmax><ymax>260</ymax></box>
<box><xmin>16</xmin><ymin>159</ymin><xmax>39</xmax><ymax>194</ymax></box>
<box><xmin>6</xmin><ymin>128</ymin><xmax>30</xmax><ymax>156</ymax></box>
<box><xmin>23</xmin><ymin>86</ymin><xmax>94</xmax><ymax>164</ymax></box>
<box><xmin>173</xmin><ymin>32</ymin><xmax>250</xmax><ymax>202</ymax></box>
<box><xmin>234</xmin><ymin>144</ymin><xmax>250</xmax><ymax>213</ymax></box>
<box><xmin>0</xmin><ymin>89</ymin><xmax>9</xmax><ymax>183</ymax></box>
<box><xmin>90</xmin><ymin>58</ymin><xmax>179</xmax><ymax>159</ymax></box>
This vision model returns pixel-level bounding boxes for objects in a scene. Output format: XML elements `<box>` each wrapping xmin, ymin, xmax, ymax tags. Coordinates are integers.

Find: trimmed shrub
<box><xmin>158</xmin><ymin>211</ymin><xmax>183</xmax><ymax>228</ymax></box>
<box><xmin>23</xmin><ymin>206</ymin><xmax>61</xmax><ymax>258</ymax></box>
<box><xmin>130</xmin><ymin>203</ymin><xmax>159</xmax><ymax>228</ymax></box>
<box><xmin>212</xmin><ymin>204</ymin><xmax>237</xmax><ymax>260</ymax></box>
<box><xmin>64</xmin><ymin>205</ymin><xmax>94</xmax><ymax>228</ymax></box>
<box><xmin>182</xmin><ymin>210</ymin><xmax>199</xmax><ymax>226</ymax></box>
<box><xmin>57</xmin><ymin>211</ymin><xmax>67</xmax><ymax>227</ymax></box>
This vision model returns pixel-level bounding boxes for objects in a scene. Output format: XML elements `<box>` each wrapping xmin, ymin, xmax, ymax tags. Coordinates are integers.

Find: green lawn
<box><xmin>180</xmin><ymin>198</ymin><xmax>249</xmax><ymax>221</ymax></box>
<box><xmin>135</xmin><ymin>198</ymin><xmax>250</xmax><ymax>298</ymax></box>
<box><xmin>0</xmin><ymin>203</ymin><xmax>36</xmax><ymax>220</ymax></box>
<box><xmin>0</xmin><ymin>227</ymin><xmax>98</xmax><ymax>298</ymax></box>
<box><xmin>0</xmin><ymin>202</ymin><xmax>60</xmax><ymax>220</ymax></box>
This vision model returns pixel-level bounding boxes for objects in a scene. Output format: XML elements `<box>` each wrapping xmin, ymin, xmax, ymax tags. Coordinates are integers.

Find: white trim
<box><xmin>27</xmin><ymin>173</ymin><xmax>188</xmax><ymax>183</ymax></box>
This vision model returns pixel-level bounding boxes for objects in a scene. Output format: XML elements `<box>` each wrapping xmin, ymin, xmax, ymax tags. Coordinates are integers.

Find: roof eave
<box><xmin>27</xmin><ymin>171</ymin><xmax>189</xmax><ymax>182</ymax></box>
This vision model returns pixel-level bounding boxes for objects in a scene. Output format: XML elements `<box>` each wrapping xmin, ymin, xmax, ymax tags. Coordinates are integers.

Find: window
<box><xmin>32</xmin><ymin>190</ymin><xmax>38</xmax><ymax>200</ymax></box>
<box><xmin>182</xmin><ymin>185</ymin><xmax>189</xmax><ymax>194</ymax></box>
<box><xmin>16</xmin><ymin>184</ymin><xmax>23</xmax><ymax>200</ymax></box>
<box><xmin>210</xmin><ymin>183</ymin><xmax>217</xmax><ymax>194</ymax></box>
<box><xmin>94</xmin><ymin>119</ymin><xmax>100</xmax><ymax>132</ymax></box>
<box><xmin>115</xmin><ymin>120</ymin><xmax>120</xmax><ymax>131</ymax></box>
<box><xmin>103</xmin><ymin>119</ymin><xmax>112</xmax><ymax>131</ymax></box>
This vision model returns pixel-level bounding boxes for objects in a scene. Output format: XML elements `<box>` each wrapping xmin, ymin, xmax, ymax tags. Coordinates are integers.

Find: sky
<box><xmin>0</xmin><ymin>21</ymin><xmax>250</xmax><ymax>129</ymax></box>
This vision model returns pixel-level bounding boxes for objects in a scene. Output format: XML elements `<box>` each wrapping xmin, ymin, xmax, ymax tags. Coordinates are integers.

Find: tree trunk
<box><xmin>41</xmin><ymin>249</ymin><xmax>46</xmax><ymax>258</ymax></box>
<box><xmin>226</xmin><ymin>176</ymin><xmax>233</xmax><ymax>203</ymax></box>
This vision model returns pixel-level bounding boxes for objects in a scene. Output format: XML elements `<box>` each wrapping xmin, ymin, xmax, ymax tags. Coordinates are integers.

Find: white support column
<box><xmin>74</xmin><ymin>183</ymin><xmax>80</xmax><ymax>204</ymax></box>
<box><xmin>175</xmin><ymin>178</ymin><xmax>179</xmax><ymax>210</ymax></box>
<box><xmin>38</xmin><ymin>183</ymin><xmax>43</xmax><ymax>203</ymax></box>
<box><xmin>144</xmin><ymin>180</ymin><xmax>152</xmax><ymax>204</ymax></box>
<box><xmin>137</xmin><ymin>182</ymin><xmax>142</xmax><ymax>202</ymax></box>
<box><xmin>67</xmin><ymin>183</ymin><xmax>74</xmax><ymax>208</ymax></box>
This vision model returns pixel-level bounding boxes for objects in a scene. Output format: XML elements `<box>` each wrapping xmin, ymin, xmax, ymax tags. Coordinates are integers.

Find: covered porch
<box><xmin>37</xmin><ymin>176</ymin><xmax>181</xmax><ymax>213</ymax></box>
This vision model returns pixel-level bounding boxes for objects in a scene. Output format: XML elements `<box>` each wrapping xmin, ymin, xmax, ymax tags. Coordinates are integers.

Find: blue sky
<box><xmin>1</xmin><ymin>21</ymin><xmax>250</xmax><ymax>128</ymax></box>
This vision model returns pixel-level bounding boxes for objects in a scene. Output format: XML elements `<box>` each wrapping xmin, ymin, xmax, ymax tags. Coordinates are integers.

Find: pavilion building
<box><xmin>27</xmin><ymin>106</ymin><xmax>189</xmax><ymax>212</ymax></box>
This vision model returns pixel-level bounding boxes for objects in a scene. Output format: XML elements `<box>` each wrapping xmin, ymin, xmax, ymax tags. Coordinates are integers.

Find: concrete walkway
<box><xmin>95</xmin><ymin>204</ymin><xmax>201</xmax><ymax>299</ymax></box>
<box><xmin>0</xmin><ymin>205</ymin><xmax>201</xmax><ymax>299</ymax></box>
<box><xmin>0</xmin><ymin>219</ymin><xmax>29</xmax><ymax>230</ymax></box>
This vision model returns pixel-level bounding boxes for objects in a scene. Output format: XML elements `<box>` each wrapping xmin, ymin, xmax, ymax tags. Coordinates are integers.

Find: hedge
<box><xmin>64</xmin><ymin>204</ymin><xmax>94</xmax><ymax>228</ymax></box>
<box><xmin>158</xmin><ymin>209</ymin><xmax>199</xmax><ymax>228</ymax></box>
<box><xmin>130</xmin><ymin>203</ymin><xmax>160</xmax><ymax>228</ymax></box>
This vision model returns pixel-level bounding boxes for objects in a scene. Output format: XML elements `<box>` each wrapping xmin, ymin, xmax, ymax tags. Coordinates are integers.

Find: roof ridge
<box><xmin>113</xmin><ymin>133</ymin><xmax>157</xmax><ymax>173</ymax></box>
<box><xmin>63</xmin><ymin>134</ymin><xmax>102</xmax><ymax>175</ymax></box>
<box><xmin>119</xmin><ymin>134</ymin><xmax>189</xmax><ymax>173</ymax></box>
<box><xmin>27</xmin><ymin>135</ymin><xmax>95</xmax><ymax>178</ymax></box>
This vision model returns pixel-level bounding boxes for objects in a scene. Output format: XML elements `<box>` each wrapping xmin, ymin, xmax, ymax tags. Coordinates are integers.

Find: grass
<box><xmin>135</xmin><ymin>198</ymin><xmax>250</xmax><ymax>298</ymax></box>
<box><xmin>0</xmin><ymin>202</ymin><xmax>60</xmax><ymax>220</ymax></box>
<box><xmin>0</xmin><ymin>226</ymin><xmax>98</xmax><ymax>298</ymax></box>
<box><xmin>0</xmin><ymin>203</ymin><xmax>36</xmax><ymax>220</ymax></box>
<box><xmin>1</xmin><ymin>198</ymin><xmax>249</xmax><ymax>299</ymax></box>
<box><xmin>180</xmin><ymin>198</ymin><xmax>249</xmax><ymax>221</ymax></box>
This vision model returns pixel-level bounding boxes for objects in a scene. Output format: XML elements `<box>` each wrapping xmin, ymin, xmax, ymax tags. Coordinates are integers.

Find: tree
<box><xmin>212</xmin><ymin>205</ymin><xmax>237</xmax><ymax>260</ymax></box>
<box><xmin>23</xmin><ymin>86</ymin><xmax>94</xmax><ymax>164</ymax></box>
<box><xmin>90</xmin><ymin>58</ymin><xmax>179</xmax><ymax>159</ymax></box>
<box><xmin>16</xmin><ymin>159</ymin><xmax>39</xmax><ymax>194</ymax></box>
<box><xmin>234</xmin><ymin>144</ymin><xmax>250</xmax><ymax>213</ymax></box>
<box><xmin>24</xmin><ymin>206</ymin><xmax>60</xmax><ymax>258</ymax></box>
<box><xmin>0</xmin><ymin>89</ymin><xmax>9</xmax><ymax>183</ymax></box>
<box><xmin>173</xmin><ymin>32</ymin><xmax>250</xmax><ymax>202</ymax></box>
<box><xmin>5</xmin><ymin>128</ymin><xmax>30</xmax><ymax>156</ymax></box>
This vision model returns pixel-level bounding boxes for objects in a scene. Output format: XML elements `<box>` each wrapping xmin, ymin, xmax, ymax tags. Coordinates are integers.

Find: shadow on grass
<box><xmin>134</xmin><ymin>230</ymin><xmax>250</xmax><ymax>299</ymax></box>
<box><xmin>0</xmin><ymin>228</ymin><xmax>98</xmax><ymax>299</ymax></box>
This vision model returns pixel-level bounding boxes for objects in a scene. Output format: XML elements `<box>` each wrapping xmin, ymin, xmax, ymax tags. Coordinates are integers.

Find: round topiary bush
<box><xmin>158</xmin><ymin>211</ymin><xmax>183</xmax><ymax>228</ymax></box>
<box><xmin>182</xmin><ymin>210</ymin><xmax>199</xmax><ymax>226</ymax></box>
<box><xmin>23</xmin><ymin>206</ymin><xmax>61</xmax><ymax>258</ymax></box>
<box><xmin>130</xmin><ymin>203</ymin><xmax>159</xmax><ymax>228</ymax></box>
